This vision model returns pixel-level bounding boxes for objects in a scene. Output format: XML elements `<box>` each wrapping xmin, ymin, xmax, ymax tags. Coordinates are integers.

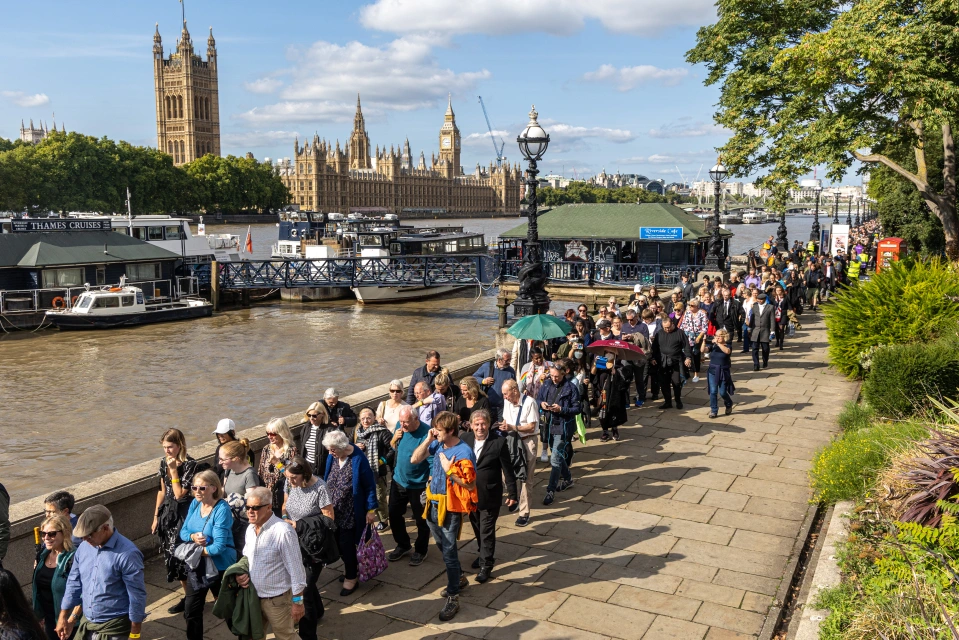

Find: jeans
<box><xmin>742</xmin><ymin>323</ymin><xmax>752</xmax><ymax>352</ymax></box>
<box><xmin>547</xmin><ymin>432</ymin><xmax>572</xmax><ymax>492</ymax></box>
<box><xmin>707</xmin><ymin>370</ymin><xmax>732</xmax><ymax>415</ymax></box>
<box><xmin>426</xmin><ymin>503</ymin><xmax>463</xmax><ymax>596</ymax></box>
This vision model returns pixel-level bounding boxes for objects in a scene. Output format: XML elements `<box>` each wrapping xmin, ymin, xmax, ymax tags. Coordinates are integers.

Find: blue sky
<box><xmin>1</xmin><ymin>0</ymin><xmax>746</xmax><ymax>183</ymax></box>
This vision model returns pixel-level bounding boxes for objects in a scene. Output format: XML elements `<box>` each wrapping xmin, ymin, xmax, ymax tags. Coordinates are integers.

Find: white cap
<box><xmin>633</xmin><ymin>284</ymin><xmax>642</xmax><ymax>293</ymax></box>
<box><xmin>213</xmin><ymin>418</ymin><xmax>236</xmax><ymax>434</ymax></box>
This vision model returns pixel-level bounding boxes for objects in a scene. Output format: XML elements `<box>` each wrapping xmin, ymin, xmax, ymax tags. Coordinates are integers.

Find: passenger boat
<box><xmin>719</xmin><ymin>211</ymin><xmax>743</xmax><ymax>224</ymax></box>
<box><xmin>45</xmin><ymin>280</ymin><xmax>212</xmax><ymax>330</ymax></box>
<box><xmin>741</xmin><ymin>211</ymin><xmax>766</xmax><ymax>224</ymax></box>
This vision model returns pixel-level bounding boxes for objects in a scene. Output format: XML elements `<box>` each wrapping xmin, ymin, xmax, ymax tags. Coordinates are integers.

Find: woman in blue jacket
<box><xmin>323</xmin><ymin>430</ymin><xmax>377</xmax><ymax>597</ymax></box>
<box><xmin>32</xmin><ymin>515</ymin><xmax>76</xmax><ymax>640</ymax></box>
<box><xmin>179</xmin><ymin>469</ymin><xmax>236</xmax><ymax>640</ymax></box>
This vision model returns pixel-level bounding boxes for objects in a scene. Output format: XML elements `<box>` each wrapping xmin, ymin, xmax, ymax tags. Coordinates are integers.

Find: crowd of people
<box><xmin>0</xmin><ymin>225</ymin><xmax>880</xmax><ymax>640</ymax></box>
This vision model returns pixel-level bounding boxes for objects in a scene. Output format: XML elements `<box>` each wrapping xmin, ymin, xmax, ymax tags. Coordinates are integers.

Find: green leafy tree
<box><xmin>687</xmin><ymin>0</ymin><xmax>959</xmax><ymax>258</ymax></box>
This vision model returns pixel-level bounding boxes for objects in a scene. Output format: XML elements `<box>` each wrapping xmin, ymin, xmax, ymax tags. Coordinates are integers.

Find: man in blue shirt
<box><xmin>387</xmin><ymin>406</ymin><xmax>433</xmax><ymax>567</ymax></box>
<box><xmin>411</xmin><ymin>411</ymin><xmax>476</xmax><ymax>623</ymax></box>
<box><xmin>58</xmin><ymin>505</ymin><xmax>147</xmax><ymax>640</ymax></box>
<box><xmin>473</xmin><ymin>348</ymin><xmax>516</xmax><ymax>422</ymax></box>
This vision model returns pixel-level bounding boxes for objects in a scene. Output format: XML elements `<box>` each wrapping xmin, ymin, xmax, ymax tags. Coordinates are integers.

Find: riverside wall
<box><xmin>7</xmin><ymin>347</ymin><xmax>504</xmax><ymax>588</ymax></box>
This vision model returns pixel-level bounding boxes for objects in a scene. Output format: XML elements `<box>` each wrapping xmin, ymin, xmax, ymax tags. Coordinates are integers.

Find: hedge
<box><xmin>862</xmin><ymin>333</ymin><xmax>959</xmax><ymax>418</ymax></box>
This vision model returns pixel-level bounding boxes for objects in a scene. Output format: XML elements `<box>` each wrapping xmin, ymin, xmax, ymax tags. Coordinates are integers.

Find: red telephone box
<box><xmin>876</xmin><ymin>237</ymin><xmax>907</xmax><ymax>273</ymax></box>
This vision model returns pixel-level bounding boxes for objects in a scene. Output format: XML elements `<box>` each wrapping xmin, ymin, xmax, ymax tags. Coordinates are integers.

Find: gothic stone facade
<box><xmin>279</xmin><ymin>97</ymin><xmax>522</xmax><ymax>215</ymax></box>
<box><xmin>153</xmin><ymin>21</ymin><xmax>221</xmax><ymax>166</ymax></box>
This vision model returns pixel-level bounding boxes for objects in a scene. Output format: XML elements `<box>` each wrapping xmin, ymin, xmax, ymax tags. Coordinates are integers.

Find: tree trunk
<box><xmin>941</xmin><ymin>123</ymin><xmax>958</xmax><ymax>261</ymax></box>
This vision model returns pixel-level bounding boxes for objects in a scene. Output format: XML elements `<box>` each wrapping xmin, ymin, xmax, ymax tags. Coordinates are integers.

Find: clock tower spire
<box><xmin>438</xmin><ymin>93</ymin><xmax>460</xmax><ymax>176</ymax></box>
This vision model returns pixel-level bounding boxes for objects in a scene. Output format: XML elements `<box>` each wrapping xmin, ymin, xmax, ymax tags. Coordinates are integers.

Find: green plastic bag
<box><xmin>575</xmin><ymin>414</ymin><xmax>587</xmax><ymax>444</ymax></box>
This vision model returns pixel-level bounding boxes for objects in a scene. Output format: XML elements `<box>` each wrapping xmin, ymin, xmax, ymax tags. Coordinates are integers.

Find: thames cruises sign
<box><xmin>11</xmin><ymin>219</ymin><xmax>112</xmax><ymax>233</ymax></box>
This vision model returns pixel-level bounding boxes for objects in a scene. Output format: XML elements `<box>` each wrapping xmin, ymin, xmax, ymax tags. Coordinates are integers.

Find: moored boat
<box><xmin>45</xmin><ymin>282</ymin><xmax>212</xmax><ymax>330</ymax></box>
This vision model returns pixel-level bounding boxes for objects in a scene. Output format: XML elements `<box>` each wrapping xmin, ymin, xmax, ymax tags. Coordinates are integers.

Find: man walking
<box><xmin>237</xmin><ymin>486</ymin><xmax>306</xmax><ymax>640</ymax></box>
<box><xmin>461</xmin><ymin>410</ymin><xmax>517</xmax><ymax>582</ymax></box>
<box><xmin>408</xmin><ymin>350</ymin><xmax>443</xmax><ymax>404</ymax></box>
<box><xmin>650</xmin><ymin>317</ymin><xmax>693</xmax><ymax>410</ymax></box>
<box><xmin>749</xmin><ymin>292</ymin><xmax>776</xmax><ymax>370</ymax></box>
<box><xmin>473</xmin><ymin>348</ymin><xmax>516</xmax><ymax>422</ymax></box>
<box><xmin>387</xmin><ymin>406</ymin><xmax>432</xmax><ymax>566</ymax></box>
<box><xmin>58</xmin><ymin>505</ymin><xmax>147</xmax><ymax>640</ymax></box>
<box><xmin>411</xmin><ymin>412</ymin><xmax>477</xmax><ymax>622</ymax></box>
<box><xmin>501</xmin><ymin>380</ymin><xmax>539</xmax><ymax>527</ymax></box>
<box><xmin>537</xmin><ymin>364</ymin><xmax>581</xmax><ymax>506</ymax></box>
<box><xmin>712</xmin><ymin>287</ymin><xmax>741</xmax><ymax>341</ymax></box>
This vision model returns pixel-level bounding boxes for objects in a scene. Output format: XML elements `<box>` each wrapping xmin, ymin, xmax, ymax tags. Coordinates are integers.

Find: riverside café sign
<box><xmin>639</xmin><ymin>227</ymin><xmax>683</xmax><ymax>241</ymax></box>
<box><xmin>11</xmin><ymin>219</ymin><xmax>112</xmax><ymax>233</ymax></box>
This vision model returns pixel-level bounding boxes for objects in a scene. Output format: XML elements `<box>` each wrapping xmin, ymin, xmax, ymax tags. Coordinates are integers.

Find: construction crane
<box><xmin>477</xmin><ymin>96</ymin><xmax>506</xmax><ymax>166</ymax></box>
<box><xmin>675</xmin><ymin>165</ymin><xmax>689</xmax><ymax>188</ymax></box>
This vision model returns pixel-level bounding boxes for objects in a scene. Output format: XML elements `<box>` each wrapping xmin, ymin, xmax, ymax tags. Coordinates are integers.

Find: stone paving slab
<box><xmin>134</xmin><ymin>315</ymin><xmax>854</xmax><ymax>639</ymax></box>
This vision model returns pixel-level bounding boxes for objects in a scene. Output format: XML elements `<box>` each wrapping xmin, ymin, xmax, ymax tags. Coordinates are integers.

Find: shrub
<box><xmin>811</xmin><ymin>421</ymin><xmax>928</xmax><ymax>504</ymax></box>
<box><xmin>824</xmin><ymin>258</ymin><xmax>959</xmax><ymax>378</ymax></box>
<box><xmin>862</xmin><ymin>333</ymin><xmax>959</xmax><ymax>418</ymax></box>
<box><xmin>837</xmin><ymin>401</ymin><xmax>876</xmax><ymax>432</ymax></box>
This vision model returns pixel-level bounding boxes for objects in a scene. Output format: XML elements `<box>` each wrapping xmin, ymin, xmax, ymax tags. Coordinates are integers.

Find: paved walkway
<box><xmin>138</xmin><ymin>315</ymin><xmax>855</xmax><ymax>639</ymax></box>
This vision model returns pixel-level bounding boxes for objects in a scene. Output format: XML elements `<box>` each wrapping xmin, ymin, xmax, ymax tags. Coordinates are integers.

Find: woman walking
<box><xmin>323</xmin><ymin>430</ymin><xmax>378</xmax><ymax>597</ymax></box>
<box><xmin>354</xmin><ymin>408</ymin><xmax>393</xmax><ymax>531</ymax></box>
<box><xmin>376</xmin><ymin>380</ymin><xmax>409</xmax><ymax>429</ymax></box>
<box><xmin>258</xmin><ymin>418</ymin><xmax>298</xmax><ymax>516</ymax></box>
<box><xmin>218</xmin><ymin>439</ymin><xmax>261</xmax><ymax>551</ymax></box>
<box><xmin>281</xmin><ymin>457</ymin><xmax>334</xmax><ymax>638</ymax></box>
<box><xmin>0</xmin><ymin>569</ymin><xmax>45</xmax><ymax>640</ymax></box>
<box><xmin>589</xmin><ymin>349</ymin><xmax>630</xmax><ymax>442</ymax></box>
<box><xmin>151</xmin><ymin>428</ymin><xmax>199</xmax><ymax>614</ymax></box>
<box><xmin>772</xmin><ymin>285</ymin><xmax>791</xmax><ymax>349</ymax></box>
<box><xmin>31</xmin><ymin>516</ymin><xmax>76</xmax><ymax>640</ymax></box>
<box><xmin>178</xmin><ymin>470</ymin><xmax>235</xmax><ymax>640</ymax></box>
<box><xmin>707</xmin><ymin>329</ymin><xmax>735</xmax><ymax>419</ymax></box>
<box><xmin>680</xmin><ymin>300</ymin><xmax>708</xmax><ymax>383</ymax></box>
<box><xmin>453</xmin><ymin>377</ymin><xmax>490</xmax><ymax>429</ymax></box>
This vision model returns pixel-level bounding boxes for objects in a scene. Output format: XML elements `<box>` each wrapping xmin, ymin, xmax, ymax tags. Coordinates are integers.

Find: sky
<box><xmin>0</xmin><ymin>0</ymin><xmax>832</xmax><ymax>185</ymax></box>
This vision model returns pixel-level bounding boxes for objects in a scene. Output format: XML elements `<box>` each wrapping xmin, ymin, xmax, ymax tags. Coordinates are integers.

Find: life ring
<box><xmin>109</xmin><ymin>287</ymin><xmax>122</xmax><ymax>292</ymax></box>
<box><xmin>71</xmin><ymin>295</ymin><xmax>79</xmax><ymax>306</ymax></box>
<box><xmin>52</xmin><ymin>297</ymin><xmax>66</xmax><ymax>309</ymax></box>
<box><xmin>290</xmin><ymin>229</ymin><xmax>299</xmax><ymax>238</ymax></box>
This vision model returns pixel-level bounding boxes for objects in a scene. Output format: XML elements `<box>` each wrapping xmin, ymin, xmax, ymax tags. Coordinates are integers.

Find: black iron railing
<box><xmin>499</xmin><ymin>260</ymin><xmax>693</xmax><ymax>287</ymax></box>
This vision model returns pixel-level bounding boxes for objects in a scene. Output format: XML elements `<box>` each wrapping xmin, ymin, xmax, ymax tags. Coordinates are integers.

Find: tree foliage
<box><xmin>687</xmin><ymin>0</ymin><xmax>959</xmax><ymax>258</ymax></box>
<box><xmin>538</xmin><ymin>182</ymin><xmax>668</xmax><ymax>207</ymax></box>
<box><xmin>0</xmin><ymin>133</ymin><xmax>289</xmax><ymax>215</ymax></box>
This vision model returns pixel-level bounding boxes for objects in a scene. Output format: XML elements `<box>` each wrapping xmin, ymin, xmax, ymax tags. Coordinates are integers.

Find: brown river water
<box><xmin>0</xmin><ymin>216</ymin><xmax>814</xmax><ymax>502</ymax></box>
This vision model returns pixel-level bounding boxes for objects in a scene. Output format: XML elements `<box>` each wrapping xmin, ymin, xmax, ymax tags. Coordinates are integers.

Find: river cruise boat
<box><xmin>719</xmin><ymin>211</ymin><xmax>743</xmax><ymax>224</ymax></box>
<box><xmin>45</xmin><ymin>281</ymin><xmax>212</xmax><ymax>330</ymax></box>
<box><xmin>741</xmin><ymin>211</ymin><xmax>767</xmax><ymax>224</ymax></box>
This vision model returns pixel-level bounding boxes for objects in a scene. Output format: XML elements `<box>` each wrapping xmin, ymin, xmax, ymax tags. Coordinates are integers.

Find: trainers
<box><xmin>558</xmin><ymin>479</ymin><xmax>574</xmax><ymax>492</ymax></box>
<box><xmin>725</xmin><ymin>405</ymin><xmax>733</xmax><ymax>415</ymax></box>
<box><xmin>635</xmin><ymin>399</ymin><xmax>644</xmax><ymax>408</ymax></box>
<box><xmin>543</xmin><ymin>490</ymin><xmax>555</xmax><ymax>505</ymax></box>
<box><xmin>612</xmin><ymin>429</ymin><xmax>620</xmax><ymax>441</ymax></box>
<box><xmin>388</xmin><ymin>546</ymin><xmax>412</xmax><ymax>562</ymax></box>
<box><xmin>440</xmin><ymin>576</ymin><xmax>469</xmax><ymax>597</ymax></box>
<box><xmin>375</xmin><ymin>522</ymin><xmax>389</xmax><ymax>532</ymax></box>
<box><xmin>515</xmin><ymin>515</ymin><xmax>530</xmax><ymax>527</ymax></box>
<box><xmin>409</xmin><ymin>550</ymin><xmax>427</xmax><ymax>566</ymax></box>
<box><xmin>600</xmin><ymin>432</ymin><xmax>610</xmax><ymax>442</ymax></box>
<box><xmin>692</xmin><ymin>375</ymin><xmax>700</xmax><ymax>383</ymax></box>
<box><xmin>708</xmin><ymin>412</ymin><xmax>717</xmax><ymax>419</ymax></box>
<box><xmin>438</xmin><ymin>595</ymin><xmax>460</xmax><ymax>622</ymax></box>
<box><xmin>539</xmin><ymin>451</ymin><xmax>549</xmax><ymax>463</ymax></box>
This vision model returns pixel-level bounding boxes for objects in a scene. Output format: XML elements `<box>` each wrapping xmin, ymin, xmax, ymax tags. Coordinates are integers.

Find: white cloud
<box><xmin>222</xmin><ymin>130</ymin><xmax>299</xmax><ymax>148</ymax></box>
<box><xmin>359</xmin><ymin>0</ymin><xmax>715</xmax><ymax>36</ymax></box>
<box><xmin>463</xmin><ymin>130</ymin><xmax>511</xmax><ymax>147</ymax></box>
<box><xmin>648</xmin><ymin>118</ymin><xmax>725</xmax><ymax>138</ymax></box>
<box><xmin>617</xmin><ymin>150</ymin><xmax>717</xmax><ymax>165</ymax></box>
<box><xmin>583</xmin><ymin>64</ymin><xmax>688</xmax><ymax>91</ymax></box>
<box><xmin>547</xmin><ymin>122</ymin><xmax>635</xmax><ymax>144</ymax></box>
<box><xmin>2</xmin><ymin>91</ymin><xmax>50</xmax><ymax>108</ymax></box>
<box><xmin>244</xmin><ymin>78</ymin><xmax>283</xmax><ymax>94</ymax></box>
<box><xmin>238</xmin><ymin>37</ymin><xmax>490</xmax><ymax>125</ymax></box>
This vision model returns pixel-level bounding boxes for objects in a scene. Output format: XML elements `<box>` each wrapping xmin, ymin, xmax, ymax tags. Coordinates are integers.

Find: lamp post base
<box><xmin>512</xmin><ymin>297</ymin><xmax>550</xmax><ymax>318</ymax></box>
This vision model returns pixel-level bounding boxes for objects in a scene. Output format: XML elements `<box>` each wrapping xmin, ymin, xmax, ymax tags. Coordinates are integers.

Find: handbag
<box><xmin>356</xmin><ymin>525</ymin><xmax>388</xmax><ymax>583</ymax></box>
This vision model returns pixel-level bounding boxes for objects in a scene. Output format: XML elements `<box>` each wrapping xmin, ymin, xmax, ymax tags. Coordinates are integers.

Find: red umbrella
<box><xmin>586</xmin><ymin>339</ymin><xmax>646</xmax><ymax>362</ymax></box>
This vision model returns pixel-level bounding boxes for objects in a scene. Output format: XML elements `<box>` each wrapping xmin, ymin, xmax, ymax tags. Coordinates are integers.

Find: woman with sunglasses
<box><xmin>151</xmin><ymin>428</ymin><xmax>199</xmax><ymax>614</ymax></box>
<box><xmin>178</xmin><ymin>470</ymin><xmax>235</xmax><ymax>640</ymax></box>
<box><xmin>375</xmin><ymin>380</ymin><xmax>409</xmax><ymax>430</ymax></box>
<box><xmin>258</xmin><ymin>418</ymin><xmax>298</xmax><ymax>517</ymax></box>
<box><xmin>301</xmin><ymin>403</ymin><xmax>334</xmax><ymax>478</ymax></box>
<box><xmin>31</xmin><ymin>515</ymin><xmax>78</xmax><ymax>640</ymax></box>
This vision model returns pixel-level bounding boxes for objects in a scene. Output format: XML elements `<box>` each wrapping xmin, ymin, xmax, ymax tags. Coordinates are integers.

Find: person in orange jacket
<box><xmin>411</xmin><ymin>411</ymin><xmax>477</xmax><ymax>623</ymax></box>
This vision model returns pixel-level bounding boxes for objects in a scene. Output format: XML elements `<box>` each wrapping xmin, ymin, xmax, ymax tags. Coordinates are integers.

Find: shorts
<box><xmin>805</xmin><ymin>288</ymin><xmax>818</xmax><ymax>305</ymax></box>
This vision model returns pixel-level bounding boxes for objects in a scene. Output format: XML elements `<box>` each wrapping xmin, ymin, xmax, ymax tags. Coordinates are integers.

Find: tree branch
<box><xmin>852</xmin><ymin>151</ymin><xmax>930</xmax><ymax>193</ymax></box>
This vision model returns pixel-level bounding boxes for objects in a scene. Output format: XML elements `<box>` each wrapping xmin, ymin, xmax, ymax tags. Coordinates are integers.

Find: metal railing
<box><xmin>0</xmin><ymin>277</ymin><xmax>199</xmax><ymax>314</ymax></box>
<box><xmin>498</xmin><ymin>260</ymin><xmax>693</xmax><ymax>287</ymax></box>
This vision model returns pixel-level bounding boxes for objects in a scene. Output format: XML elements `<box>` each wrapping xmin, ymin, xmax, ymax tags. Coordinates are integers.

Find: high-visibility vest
<box><xmin>848</xmin><ymin>255</ymin><xmax>861</xmax><ymax>278</ymax></box>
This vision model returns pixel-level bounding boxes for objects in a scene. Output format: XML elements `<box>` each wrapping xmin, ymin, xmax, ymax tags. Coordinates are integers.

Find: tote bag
<box><xmin>356</xmin><ymin>524</ymin><xmax>388</xmax><ymax>583</ymax></box>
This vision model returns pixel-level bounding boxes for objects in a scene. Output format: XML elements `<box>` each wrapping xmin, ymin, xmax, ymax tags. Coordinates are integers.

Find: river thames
<box><xmin>0</xmin><ymin>215</ymin><xmax>816</xmax><ymax>501</ymax></box>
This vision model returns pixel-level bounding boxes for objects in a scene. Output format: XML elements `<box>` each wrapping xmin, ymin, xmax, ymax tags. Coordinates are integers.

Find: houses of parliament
<box><xmin>152</xmin><ymin>22</ymin><xmax>522</xmax><ymax>215</ymax></box>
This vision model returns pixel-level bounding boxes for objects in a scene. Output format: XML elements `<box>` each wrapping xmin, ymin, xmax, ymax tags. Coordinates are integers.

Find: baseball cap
<box><xmin>596</xmin><ymin>319</ymin><xmax>611</xmax><ymax>329</ymax></box>
<box><xmin>213</xmin><ymin>418</ymin><xmax>236</xmax><ymax>435</ymax></box>
<box><xmin>74</xmin><ymin>505</ymin><xmax>111</xmax><ymax>538</ymax></box>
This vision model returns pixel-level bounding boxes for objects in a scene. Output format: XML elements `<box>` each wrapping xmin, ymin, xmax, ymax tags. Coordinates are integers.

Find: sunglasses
<box><xmin>266</xmin><ymin>432</ymin><xmax>279</xmax><ymax>437</ymax></box>
<box><xmin>40</xmin><ymin>530</ymin><xmax>60</xmax><ymax>539</ymax></box>
<box><xmin>191</xmin><ymin>486</ymin><xmax>210</xmax><ymax>491</ymax></box>
<box><xmin>389</xmin><ymin>389</ymin><xmax>402</xmax><ymax>393</ymax></box>
<box><xmin>307</xmin><ymin>413</ymin><xmax>320</xmax><ymax>418</ymax></box>
<box><xmin>245</xmin><ymin>504</ymin><xmax>270</xmax><ymax>512</ymax></box>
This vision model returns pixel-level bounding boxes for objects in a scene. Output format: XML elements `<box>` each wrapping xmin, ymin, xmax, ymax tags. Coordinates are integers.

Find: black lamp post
<box><xmin>833</xmin><ymin>192</ymin><xmax>840</xmax><ymax>223</ymax></box>
<box><xmin>845</xmin><ymin>197</ymin><xmax>852</xmax><ymax>226</ymax></box>
<box><xmin>705</xmin><ymin>159</ymin><xmax>727</xmax><ymax>270</ymax></box>
<box><xmin>512</xmin><ymin>105</ymin><xmax>551</xmax><ymax>318</ymax></box>
<box><xmin>810</xmin><ymin>184</ymin><xmax>822</xmax><ymax>244</ymax></box>
<box><xmin>776</xmin><ymin>206</ymin><xmax>789</xmax><ymax>250</ymax></box>
<box><xmin>854</xmin><ymin>198</ymin><xmax>861</xmax><ymax>227</ymax></box>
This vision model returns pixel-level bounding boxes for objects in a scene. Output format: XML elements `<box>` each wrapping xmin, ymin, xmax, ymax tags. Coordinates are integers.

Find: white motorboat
<box><xmin>45</xmin><ymin>280</ymin><xmax>212</xmax><ymax>330</ymax></box>
<box><xmin>741</xmin><ymin>211</ymin><xmax>765</xmax><ymax>224</ymax></box>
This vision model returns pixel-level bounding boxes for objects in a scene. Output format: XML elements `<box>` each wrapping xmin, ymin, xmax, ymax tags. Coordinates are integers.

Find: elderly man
<box><xmin>388</xmin><ymin>406</ymin><xmax>433</xmax><ymax>566</ymax></box>
<box><xmin>650</xmin><ymin>316</ymin><xmax>693</xmax><ymax>410</ymax></box>
<box><xmin>537</xmin><ymin>364</ymin><xmax>582</xmax><ymax>506</ymax></box>
<box><xmin>323</xmin><ymin>387</ymin><xmax>357</xmax><ymax>435</ymax></box>
<box><xmin>57</xmin><ymin>505</ymin><xmax>146</xmax><ymax>640</ymax></box>
<box><xmin>408</xmin><ymin>350</ymin><xmax>442</xmax><ymax>404</ymax></box>
<box><xmin>501</xmin><ymin>379</ymin><xmax>539</xmax><ymax>527</ymax></box>
<box><xmin>473</xmin><ymin>348</ymin><xmax>516</xmax><ymax>422</ymax></box>
<box><xmin>237</xmin><ymin>486</ymin><xmax>306</xmax><ymax>640</ymax></box>
<box><xmin>461</xmin><ymin>410</ymin><xmax>517</xmax><ymax>583</ymax></box>
<box><xmin>411</xmin><ymin>380</ymin><xmax>447</xmax><ymax>426</ymax></box>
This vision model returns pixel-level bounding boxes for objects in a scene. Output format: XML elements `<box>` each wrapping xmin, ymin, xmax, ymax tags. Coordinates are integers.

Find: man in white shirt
<box><xmin>501</xmin><ymin>379</ymin><xmax>539</xmax><ymax>527</ymax></box>
<box><xmin>238</xmin><ymin>486</ymin><xmax>307</xmax><ymax>640</ymax></box>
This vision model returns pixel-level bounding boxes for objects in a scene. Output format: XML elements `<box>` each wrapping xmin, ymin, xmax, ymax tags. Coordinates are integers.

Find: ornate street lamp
<box><xmin>705</xmin><ymin>159</ymin><xmax>728</xmax><ymax>270</ymax></box>
<box><xmin>776</xmin><ymin>206</ymin><xmax>789</xmax><ymax>250</ymax></box>
<box><xmin>833</xmin><ymin>192</ymin><xmax>840</xmax><ymax>224</ymax></box>
<box><xmin>854</xmin><ymin>198</ymin><xmax>861</xmax><ymax>227</ymax></box>
<box><xmin>810</xmin><ymin>183</ymin><xmax>822</xmax><ymax>245</ymax></box>
<box><xmin>513</xmin><ymin>105</ymin><xmax>551</xmax><ymax>318</ymax></box>
<box><xmin>845</xmin><ymin>196</ymin><xmax>852</xmax><ymax>226</ymax></box>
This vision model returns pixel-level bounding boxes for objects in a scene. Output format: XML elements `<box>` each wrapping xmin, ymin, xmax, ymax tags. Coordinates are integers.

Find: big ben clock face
<box><xmin>442</xmin><ymin>137</ymin><xmax>451</xmax><ymax>149</ymax></box>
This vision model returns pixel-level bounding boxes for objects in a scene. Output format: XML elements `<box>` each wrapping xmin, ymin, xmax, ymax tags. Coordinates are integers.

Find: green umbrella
<box><xmin>507</xmin><ymin>314</ymin><xmax>572</xmax><ymax>340</ymax></box>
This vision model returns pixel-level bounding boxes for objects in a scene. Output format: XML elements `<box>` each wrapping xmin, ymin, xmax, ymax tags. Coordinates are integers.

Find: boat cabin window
<box><xmin>359</xmin><ymin>235</ymin><xmax>383</xmax><ymax>247</ymax></box>
<box><xmin>423</xmin><ymin>241</ymin><xmax>442</xmax><ymax>255</ymax></box>
<box><xmin>132</xmin><ymin>227</ymin><xmax>148</xmax><ymax>241</ymax></box>
<box><xmin>148</xmin><ymin>226</ymin><xmax>164</xmax><ymax>241</ymax></box>
<box><xmin>76</xmin><ymin>295</ymin><xmax>93</xmax><ymax>310</ymax></box>
<box><xmin>94</xmin><ymin>296</ymin><xmax>121</xmax><ymax>308</ymax></box>
<box><xmin>165</xmin><ymin>225</ymin><xmax>183</xmax><ymax>240</ymax></box>
<box><xmin>121</xmin><ymin>295</ymin><xmax>135</xmax><ymax>307</ymax></box>
<box><xmin>446</xmin><ymin>240</ymin><xmax>458</xmax><ymax>253</ymax></box>
<box><xmin>390</xmin><ymin>242</ymin><xmax>401</xmax><ymax>254</ymax></box>
<box><xmin>42</xmin><ymin>268</ymin><xmax>84</xmax><ymax>288</ymax></box>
